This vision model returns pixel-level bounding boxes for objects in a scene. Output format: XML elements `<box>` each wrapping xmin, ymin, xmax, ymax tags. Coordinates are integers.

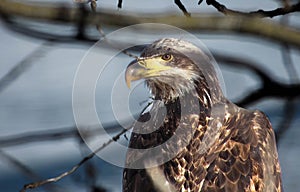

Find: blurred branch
<box><xmin>213</xmin><ymin>53</ymin><xmax>300</xmax><ymax>107</ymax></box>
<box><xmin>202</xmin><ymin>0</ymin><xmax>300</xmax><ymax>18</ymax></box>
<box><xmin>0</xmin><ymin>124</ymin><xmax>124</xmax><ymax>148</ymax></box>
<box><xmin>117</xmin><ymin>0</ymin><xmax>123</xmax><ymax>9</ymax></box>
<box><xmin>174</xmin><ymin>0</ymin><xmax>190</xmax><ymax>16</ymax></box>
<box><xmin>77</xmin><ymin>139</ymin><xmax>107</xmax><ymax>192</ymax></box>
<box><xmin>275</xmin><ymin>14</ymin><xmax>298</xmax><ymax>144</ymax></box>
<box><xmin>0</xmin><ymin>150</ymin><xmax>40</xmax><ymax>180</ymax></box>
<box><xmin>275</xmin><ymin>99</ymin><xmax>296</xmax><ymax>144</ymax></box>
<box><xmin>281</xmin><ymin>44</ymin><xmax>299</xmax><ymax>81</ymax></box>
<box><xmin>1</xmin><ymin>1</ymin><xmax>300</xmax><ymax>48</ymax></box>
<box><xmin>0</xmin><ymin>41</ymin><xmax>52</xmax><ymax>94</ymax></box>
<box><xmin>280</xmin><ymin>15</ymin><xmax>299</xmax><ymax>83</ymax></box>
<box><xmin>0</xmin><ymin>126</ymin><xmax>78</xmax><ymax>148</ymax></box>
<box><xmin>21</xmin><ymin>127</ymin><xmax>130</xmax><ymax>192</ymax></box>
<box><xmin>0</xmin><ymin>150</ymin><xmax>59</xmax><ymax>192</ymax></box>
<box><xmin>214</xmin><ymin>51</ymin><xmax>300</xmax><ymax>143</ymax></box>
<box><xmin>89</xmin><ymin>0</ymin><xmax>104</xmax><ymax>36</ymax></box>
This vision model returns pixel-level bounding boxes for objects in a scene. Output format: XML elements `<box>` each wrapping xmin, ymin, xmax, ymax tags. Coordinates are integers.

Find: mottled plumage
<box><xmin>123</xmin><ymin>38</ymin><xmax>282</xmax><ymax>192</ymax></box>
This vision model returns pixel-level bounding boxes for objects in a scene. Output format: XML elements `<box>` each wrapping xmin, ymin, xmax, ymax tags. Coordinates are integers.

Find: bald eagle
<box><xmin>123</xmin><ymin>38</ymin><xmax>282</xmax><ymax>192</ymax></box>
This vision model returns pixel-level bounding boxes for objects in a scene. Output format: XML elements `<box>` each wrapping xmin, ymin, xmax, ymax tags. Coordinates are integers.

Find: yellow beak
<box><xmin>125</xmin><ymin>57</ymin><xmax>172</xmax><ymax>88</ymax></box>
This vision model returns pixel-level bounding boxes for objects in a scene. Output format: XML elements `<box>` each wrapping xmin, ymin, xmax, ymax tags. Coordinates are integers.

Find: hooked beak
<box><xmin>125</xmin><ymin>60</ymin><xmax>146</xmax><ymax>88</ymax></box>
<box><xmin>125</xmin><ymin>57</ymin><xmax>172</xmax><ymax>88</ymax></box>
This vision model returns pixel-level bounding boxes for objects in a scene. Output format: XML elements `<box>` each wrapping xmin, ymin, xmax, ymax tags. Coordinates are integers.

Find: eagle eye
<box><xmin>161</xmin><ymin>53</ymin><xmax>172</xmax><ymax>61</ymax></box>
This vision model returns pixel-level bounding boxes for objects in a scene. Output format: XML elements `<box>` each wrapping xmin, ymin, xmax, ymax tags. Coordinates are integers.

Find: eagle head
<box><xmin>125</xmin><ymin>38</ymin><xmax>223</xmax><ymax>104</ymax></box>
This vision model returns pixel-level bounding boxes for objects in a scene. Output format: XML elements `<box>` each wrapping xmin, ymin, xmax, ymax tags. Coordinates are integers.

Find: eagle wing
<box><xmin>199</xmin><ymin>109</ymin><xmax>282</xmax><ymax>192</ymax></box>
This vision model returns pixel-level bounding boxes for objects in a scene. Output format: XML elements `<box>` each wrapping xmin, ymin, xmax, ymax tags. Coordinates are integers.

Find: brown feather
<box><xmin>123</xmin><ymin>38</ymin><xmax>282</xmax><ymax>192</ymax></box>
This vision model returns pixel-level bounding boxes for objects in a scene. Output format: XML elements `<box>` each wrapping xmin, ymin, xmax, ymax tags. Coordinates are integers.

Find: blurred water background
<box><xmin>0</xmin><ymin>0</ymin><xmax>300</xmax><ymax>191</ymax></box>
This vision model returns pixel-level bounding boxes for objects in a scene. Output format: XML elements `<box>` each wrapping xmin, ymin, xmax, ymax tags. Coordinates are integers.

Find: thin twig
<box><xmin>89</xmin><ymin>0</ymin><xmax>105</xmax><ymax>37</ymax></box>
<box><xmin>20</xmin><ymin>127</ymin><xmax>130</xmax><ymax>192</ymax></box>
<box><xmin>205</xmin><ymin>0</ymin><xmax>300</xmax><ymax>18</ymax></box>
<box><xmin>87</xmin><ymin>0</ymin><xmax>138</xmax><ymax>59</ymax></box>
<box><xmin>205</xmin><ymin>0</ymin><xmax>242</xmax><ymax>15</ymax></box>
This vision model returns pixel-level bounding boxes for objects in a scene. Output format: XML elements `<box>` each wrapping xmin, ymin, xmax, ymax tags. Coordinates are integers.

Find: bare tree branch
<box><xmin>203</xmin><ymin>0</ymin><xmax>300</xmax><ymax>18</ymax></box>
<box><xmin>1</xmin><ymin>1</ymin><xmax>300</xmax><ymax>48</ymax></box>
<box><xmin>213</xmin><ymin>53</ymin><xmax>300</xmax><ymax>107</ymax></box>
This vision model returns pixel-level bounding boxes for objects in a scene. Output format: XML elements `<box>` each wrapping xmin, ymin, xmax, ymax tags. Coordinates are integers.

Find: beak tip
<box><xmin>126</xmin><ymin>81</ymin><xmax>131</xmax><ymax>89</ymax></box>
<box><xmin>125</xmin><ymin>73</ymin><xmax>131</xmax><ymax>89</ymax></box>
<box><xmin>125</xmin><ymin>59</ymin><xmax>147</xmax><ymax>89</ymax></box>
